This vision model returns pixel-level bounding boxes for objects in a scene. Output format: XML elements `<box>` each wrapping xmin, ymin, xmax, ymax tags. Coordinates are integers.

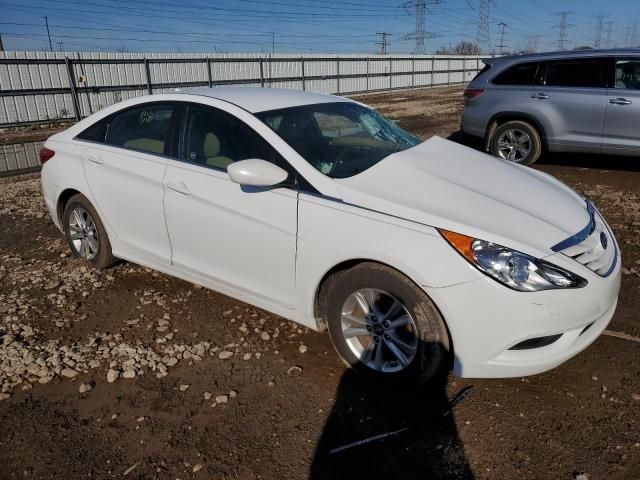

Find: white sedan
<box><xmin>40</xmin><ymin>88</ymin><xmax>621</xmax><ymax>386</ymax></box>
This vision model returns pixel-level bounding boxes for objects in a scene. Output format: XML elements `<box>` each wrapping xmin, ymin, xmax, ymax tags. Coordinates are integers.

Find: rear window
<box><xmin>471</xmin><ymin>64</ymin><xmax>491</xmax><ymax>81</ymax></box>
<box><xmin>492</xmin><ymin>62</ymin><xmax>539</xmax><ymax>85</ymax></box>
<box><xmin>544</xmin><ymin>58</ymin><xmax>608</xmax><ymax>88</ymax></box>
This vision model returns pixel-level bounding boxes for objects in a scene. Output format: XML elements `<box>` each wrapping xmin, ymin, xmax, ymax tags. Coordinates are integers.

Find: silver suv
<box><xmin>461</xmin><ymin>49</ymin><xmax>640</xmax><ymax>165</ymax></box>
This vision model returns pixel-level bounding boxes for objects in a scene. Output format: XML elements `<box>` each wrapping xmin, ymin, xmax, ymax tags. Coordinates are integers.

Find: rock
<box><xmin>89</xmin><ymin>359</ymin><xmax>101</xmax><ymax>369</ymax></box>
<box><xmin>215</xmin><ymin>395</ymin><xmax>228</xmax><ymax>404</ymax></box>
<box><xmin>243</xmin><ymin>353</ymin><xmax>252</xmax><ymax>360</ymax></box>
<box><xmin>61</xmin><ymin>368</ymin><xmax>78</xmax><ymax>379</ymax></box>
<box><xmin>287</xmin><ymin>365</ymin><xmax>303</xmax><ymax>376</ymax></box>
<box><xmin>107</xmin><ymin>369</ymin><xmax>119</xmax><ymax>383</ymax></box>
<box><xmin>179</xmin><ymin>384</ymin><xmax>190</xmax><ymax>392</ymax></box>
<box><xmin>632</xmin><ymin>393</ymin><xmax>640</xmax><ymax>401</ymax></box>
<box><xmin>260</xmin><ymin>332</ymin><xmax>271</xmax><ymax>341</ymax></box>
<box><xmin>122</xmin><ymin>369</ymin><xmax>136</xmax><ymax>379</ymax></box>
<box><xmin>574</xmin><ymin>473</ymin><xmax>589</xmax><ymax>480</ymax></box>
<box><xmin>79</xmin><ymin>382</ymin><xmax>92</xmax><ymax>393</ymax></box>
<box><xmin>193</xmin><ymin>464</ymin><xmax>203</xmax><ymax>473</ymax></box>
<box><xmin>218</xmin><ymin>350</ymin><xmax>233</xmax><ymax>360</ymax></box>
<box><xmin>204</xmin><ymin>391</ymin><xmax>212</xmax><ymax>400</ymax></box>
<box><xmin>136</xmin><ymin>416</ymin><xmax>145</xmax><ymax>422</ymax></box>
<box><xmin>298</xmin><ymin>344</ymin><xmax>308</xmax><ymax>354</ymax></box>
<box><xmin>166</xmin><ymin>357</ymin><xmax>179</xmax><ymax>367</ymax></box>
<box><xmin>0</xmin><ymin>393</ymin><xmax>10</xmax><ymax>401</ymax></box>
<box><xmin>229</xmin><ymin>390</ymin><xmax>237</xmax><ymax>398</ymax></box>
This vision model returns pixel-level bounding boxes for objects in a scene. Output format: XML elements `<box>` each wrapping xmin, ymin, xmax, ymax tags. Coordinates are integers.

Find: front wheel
<box><xmin>490</xmin><ymin>120</ymin><xmax>542</xmax><ymax>166</ymax></box>
<box><xmin>325</xmin><ymin>263</ymin><xmax>450</xmax><ymax>387</ymax></box>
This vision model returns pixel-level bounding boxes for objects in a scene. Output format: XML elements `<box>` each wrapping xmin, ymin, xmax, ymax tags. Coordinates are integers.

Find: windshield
<box><xmin>256</xmin><ymin>102</ymin><xmax>421</xmax><ymax>179</ymax></box>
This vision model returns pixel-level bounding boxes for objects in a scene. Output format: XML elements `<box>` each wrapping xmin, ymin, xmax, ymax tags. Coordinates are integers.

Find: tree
<box><xmin>435</xmin><ymin>41</ymin><xmax>481</xmax><ymax>55</ymax></box>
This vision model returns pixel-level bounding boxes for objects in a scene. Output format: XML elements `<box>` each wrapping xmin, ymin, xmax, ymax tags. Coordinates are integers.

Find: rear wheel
<box><xmin>325</xmin><ymin>263</ymin><xmax>450</xmax><ymax>387</ymax></box>
<box><xmin>490</xmin><ymin>120</ymin><xmax>541</xmax><ymax>166</ymax></box>
<box><xmin>63</xmin><ymin>194</ymin><xmax>116</xmax><ymax>270</ymax></box>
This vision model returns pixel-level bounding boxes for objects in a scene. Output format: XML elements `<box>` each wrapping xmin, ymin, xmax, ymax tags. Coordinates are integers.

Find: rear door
<box><xmin>602</xmin><ymin>57</ymin><xmax>640</xmax><ymax>155</ymax></box>
<box><xmin>81</xmin><ymin>102</ymin><xmax>176</xmax><ymax>264</ymax></box>
<box><xmin>525</xmin><ymin>57</ymin><xmax>609</xmax><ymax>152</ymax></box>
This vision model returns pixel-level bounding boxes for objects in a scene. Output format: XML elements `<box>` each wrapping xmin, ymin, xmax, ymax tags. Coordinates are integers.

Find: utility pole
<box><xmin>58</xmin><ymin>37</ymin><xmax>64</xmax><ymax>52</ymax></box>
<box><xmin>476</xmin><ymin>0</ymin><xmax>491</xmax><ymax>54</ymax></box>
<box><xmin>496</xmin><ymin>22</ymin><xmax>507</xmax><ymax>54</ymax></box>
<box><xmin>400</xmin><ymin>0</ymin><xmax>440</xmax><ymax>55</ymax></box>
<box><xmin>594</xmin><ymin>13</ymin><xmax>605</xmax><ymax>48</ymax></box>
<box><xmin>555</xmin><ymin>11</ymin><xmax>573</xmax><ymax>50</ymax></box>
<box><xmin>631</xmin><ymin>20</ymin><xmax>638</xmax><ymax>47</ymax></box>
<box><xmin>376</xmin><ymin>32</ymin><xmax>391</xmax><ymax>54</ymax></box>
<box><xmin>604</xmin><ymin>21</ymin><xmax>615</xmax><ymax>48</ymax></box>
<box><xmin>44</xmin><ymin>16</ymin><xmax>53</xmax><ymax>52</ymax></box>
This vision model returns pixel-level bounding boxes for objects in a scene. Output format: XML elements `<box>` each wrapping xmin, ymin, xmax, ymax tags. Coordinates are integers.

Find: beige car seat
<box><xmin>204</xmin><ymin>132</ymin><xmax>233</xmax><ymax>169</ymax></box>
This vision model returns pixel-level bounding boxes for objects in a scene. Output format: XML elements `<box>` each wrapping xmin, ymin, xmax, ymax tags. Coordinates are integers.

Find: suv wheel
<box><xmin>325</xmin><ymin>263</ymin><xmax>450</xmax><ymax>387</ymax></box>
<box><xmin>490</xmin><ymin>120</ymin><xmax>541</xmax><ymax>166</ymax></box>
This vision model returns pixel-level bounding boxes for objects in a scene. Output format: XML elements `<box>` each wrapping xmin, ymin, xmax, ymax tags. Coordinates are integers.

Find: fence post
<box><xmin>411</xmin><ymin>56</ymin><xmax>415</xmax><ymax>88</ymax></box>
<box><xmin>301</xmin><ymin>56</ymin><xmax>306</xmax><ymax>91</ymax></box>
<box><xmin>462</xmin><ymin>56</ymin><xmax>466</xmax><ymax>84</ymax></box>
<box><xmin>389</xmin><ymin>56</ymin><xmax>392</xmax><ymax>91</ymax></box>
<box><xmin>143</xmin><ymin>58</ymin><xmax>153</xmax><ymax>94</ymax></box>
<box><xmin>64</xmin><ymin>56</ymin><xmax>81</xmax><ymax>122</ymax></box>
<box><xmin>259</xmin><ymin>57</ymin><xmax>265</xmax><ymax>88</ymax></box>
<box><xmin>207</xmin><ymin>58</ymin><xmax>212</xmax><ymax>88</ymax></box>
<box><xmin>366</xmin><ymin>57</ymin><xmax>370</xmax><ymax>92</ymax></box>
<box><xmin>336</xmin><ymin>56</ymin><xmax>340</xmax><ymax>95</ymax></box>
<box><xmin>430</xmin><ymin>56</ymin><xmax>434</xmax><ymax>86</ymax></box>
<box><xmin>447</xmin><ymin>57</ymin><xmax>451</xmax><ymax>86</ymax></box>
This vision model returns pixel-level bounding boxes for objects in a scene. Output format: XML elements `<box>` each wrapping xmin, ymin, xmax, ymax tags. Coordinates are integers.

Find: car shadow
<box><xmin>447</xmin><ymin>130</ymin><xmax>640</xmax><ymax>173</ymax></box>
<box><xmin>309</xmin><ymin>352</ymin><xmax>475</xmax><ymax>479</ymax></box>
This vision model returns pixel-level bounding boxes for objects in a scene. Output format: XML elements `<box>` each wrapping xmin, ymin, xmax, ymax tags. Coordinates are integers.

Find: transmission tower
<box><xmin>554</xmin><ymin>11</ymin><xmax>574</xmax><ymax>50</ymax></box>
<box><xmin>476</xmin><ymin>0</ymin><xmax>491</xmax><ymax>54</ymax></box>
<box><xmin>604</xmin><ymin>21</ymin><xmax>615</xmax><ymax>48</ymax></box>
<box><xmin>631</xmin><ymin>20</ymin><xmax>639</xmax><ymax>47</ymax></box>
<box><xmin>594</xmin><ymin>14</ymin><xmax>605</xmax><ymax>48</ymax></box>
<box><xmin>376</xmin><ymin>32</ymin><xmax>391</xmax><ymax>54</ymax></box>
<box><xmin>400</xmin><ymin>0</ymin><xmax>440</xmax><ymax>54</ymax></box>
<box><xmin>496</xmin><ymin>22</ymin><xmax>507</xmax><ymax>54</ymax></box>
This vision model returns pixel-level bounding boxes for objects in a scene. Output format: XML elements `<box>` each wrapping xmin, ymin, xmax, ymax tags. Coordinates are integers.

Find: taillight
<box><xmin>463</xmin><ymin>88</ymin><xmax>485</xmax><ymax>99</ymax></box>
<box><xmin>39</xmin><ymin>147</ymin><xmax>55</xmax><ymax>165</ymax></box>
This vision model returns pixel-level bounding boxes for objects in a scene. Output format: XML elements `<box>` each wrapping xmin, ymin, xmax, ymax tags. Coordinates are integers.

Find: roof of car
<box><xmin>484</xmin><ymin>48</ymin><xmax>640</xmax><ymax>65</ymax></box>
<box><xmin>182</xmin><ymin>87</ymin><xmax>351</xmax><ymax>113</ymax></box>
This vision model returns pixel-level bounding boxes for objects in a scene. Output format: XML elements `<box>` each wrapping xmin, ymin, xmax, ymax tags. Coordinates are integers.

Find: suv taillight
<box><xmin>463</xmin><ymin>88</ymin><xmax>485</xmax><ymax>99</ymax></box>
<box><xmin>39</xmin><ymin>147</ymin><xmax>55</xmax><ymax>164</ymax></box>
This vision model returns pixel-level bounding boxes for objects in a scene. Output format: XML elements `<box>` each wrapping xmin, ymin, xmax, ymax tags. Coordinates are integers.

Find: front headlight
<box><xmin>439</xmin><ymin>230</ymin><xmax>587</xmax><ymax>292</ymax></box>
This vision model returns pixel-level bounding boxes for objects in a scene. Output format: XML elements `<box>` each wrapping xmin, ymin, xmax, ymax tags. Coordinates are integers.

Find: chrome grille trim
<box><xmin>551</xmin><ymin>201</ymin><xmax>617</xmax><ymax>278</ymax></box>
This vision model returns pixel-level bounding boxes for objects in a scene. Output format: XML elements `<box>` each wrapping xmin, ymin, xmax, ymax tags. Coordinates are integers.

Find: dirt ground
<box><xmin>1</xmin><ymin>86</ymin><xmax>639</xmax><ymax>480</ymax></box>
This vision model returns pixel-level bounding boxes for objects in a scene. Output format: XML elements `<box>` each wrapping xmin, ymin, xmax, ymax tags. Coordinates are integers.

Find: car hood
<box><xmin>334</xmin><ymin>136</ymin><xmax>589</xmax><ymax>257</ymax></box>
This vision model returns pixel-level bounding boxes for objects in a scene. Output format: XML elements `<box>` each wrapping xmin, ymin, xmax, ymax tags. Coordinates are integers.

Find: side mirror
<box><xmin>227</xmin><ymin>159</ymin><xmax>289</xmax><ymax>187</ymax></box>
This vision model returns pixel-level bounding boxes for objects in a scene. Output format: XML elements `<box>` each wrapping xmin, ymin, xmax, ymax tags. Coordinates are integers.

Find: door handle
<box><xmin>531</xmin><ymin>93</ymin><xmax>550</xmax><ymax>99</ymax></box>
<box><xmin>85</xmin><ymin>153</ymin><xmax>103</xmax><ymax>165</ymax></box>
<box><xmin>609</xmin><ymin>97</ymin><xmax>632</xmax><ymax>105</ymax></box>
<box><xmin>166</xmin><ymin>181</ymin><xmax>192</xmax><ymax>195</ymax></box>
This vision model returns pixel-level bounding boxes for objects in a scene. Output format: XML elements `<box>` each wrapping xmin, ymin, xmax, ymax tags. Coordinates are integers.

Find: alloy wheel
<box><xmin>496</xmin><ymin>128</ymin><xmax>532</xmax><ymax>163</ymax></box>
<box><xmin>68</xmin><ymin>207</ymin><xmax>99</xmax><ymax>260</ymax></box>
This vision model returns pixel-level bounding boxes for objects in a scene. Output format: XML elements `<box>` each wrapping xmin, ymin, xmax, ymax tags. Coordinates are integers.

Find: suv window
<box><xmin>544</xmin><ymin>58</ymin><xmax>608</xmax><ymax>88</ymax></box>
<box><xmin>180</xmin><ymin>105</ymin><xmax>290</xmax><ymax>173</ymax></box>
<box><xmin>104</xmin><ymin>104</ymin><xmax>174</xmax><ymax>155</ymax></box>
<box><xmin>492</xmin><ymin>62</ymin><xmax>539</xmax><ymax>85</ymax></box>
<box><xmin>614</xmin><ymin>58</ymin><xmax>640</xmax><ymax>89</ymax></box>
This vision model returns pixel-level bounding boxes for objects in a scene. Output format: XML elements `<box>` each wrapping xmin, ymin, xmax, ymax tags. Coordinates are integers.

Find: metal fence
<box><xmin>0</xmin><ymin>51</ymin><xmax>484</xmax><ymax>128</ymax></box>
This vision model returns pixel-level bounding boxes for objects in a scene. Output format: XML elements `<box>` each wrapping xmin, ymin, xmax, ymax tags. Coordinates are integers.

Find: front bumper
<box><xmin>425</xmin><ymin>253</ymin><xmax>621</xmax><ymax>378</ymax></box>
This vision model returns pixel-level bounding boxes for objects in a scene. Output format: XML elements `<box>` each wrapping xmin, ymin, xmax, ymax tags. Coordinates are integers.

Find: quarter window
<box><xmin>180</xmin><ymin>105</ymin><xmax>289</xmax><ymax>172</ymax></box>
<box><xmin>104</xmin><ymin>104</ymin><xmax>174</xmax><ymax>155</ymax></box>
<box><xmin>544</xmin><ymin>58</ymin><xmax>608</xmax><ymax>88</ymax></box>
<box><xmin>614</xmin><ymin>59</ymin><xmax>640</xmax><ymax>89</ymax></box>
<box><xmin>492</xmin><ymin>62</ymin><xmax>539</xmax><ymax>85</ymax></box>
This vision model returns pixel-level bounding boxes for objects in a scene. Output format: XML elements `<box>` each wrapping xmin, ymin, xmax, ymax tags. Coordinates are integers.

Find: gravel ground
<box><xmin>1</xmin><ymin>86</ymin><xmax>639</xmax><ymax>480</ymax></box>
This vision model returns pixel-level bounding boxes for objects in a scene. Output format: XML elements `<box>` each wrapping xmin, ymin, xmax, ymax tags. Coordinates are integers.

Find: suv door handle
<box><xmin>609</xmin><ymin>97</ymin><xmax>632</xmax><ymax>105</ymax></box>
<box><xmin>531</xmin><ymin>93</ymin><xmax>550</xmax><ymax>99</ymax></box>
<box><xmin>85</xmin><ymin>153</ymin><xmax>103</xmax><ymax>165</ymax></box>
<box><xmin>166</xmin><ymin>181</ymin><xmax>192</xmax><ymax>195</ymax></box>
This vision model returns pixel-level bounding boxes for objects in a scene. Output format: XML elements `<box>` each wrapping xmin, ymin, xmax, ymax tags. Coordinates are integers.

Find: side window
<box><xmin>104</xmin><ymin>104</ymin><xmax>174</xmax><ymax>155</ymax></box>
<box><xmin>77</xmin><ymin>118</ymin><xmax>108</xmax><ymax>142</ymax></box>
<box><xmin>544</xmin><ymin>58</ymin><xmax>608</xmax><ymax>88</ymax></box>
<box><xmin>614</xmin><ymin>58</ymin><xmax>640</xmax><ymax>89</ymax></box>
<box><xmin>492</xmin><ymin>62</ymin><xmax>539</xmax><ymax>86</ymax></box>
<box><xmin>180</xmin><ymin>105</ymin><xmax>290</xmax><ymax>173</ymax></box>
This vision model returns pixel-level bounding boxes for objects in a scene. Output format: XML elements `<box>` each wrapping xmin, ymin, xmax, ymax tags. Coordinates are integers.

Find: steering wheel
<box><xmin>327</xmin><ymin>147</ymin><xmax>356</xmax><ymax>178</ymax></box>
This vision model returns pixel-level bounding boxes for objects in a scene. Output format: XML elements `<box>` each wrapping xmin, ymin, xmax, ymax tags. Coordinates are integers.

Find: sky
<box><xmin>0</xmin><ymin>0</ymin><xmax>638</xmax><ymax>54</ymax></box>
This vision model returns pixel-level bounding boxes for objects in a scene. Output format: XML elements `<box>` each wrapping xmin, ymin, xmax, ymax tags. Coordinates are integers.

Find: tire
<box><xmin>325</xmin><ymin>262</ymin><xmax>450</xmax><ymax>387</ymax></box>
<box><xmin>62</xmin><ymin>193</ymin><xmax>116</xmax><ymax>270</ymax></box>
<box><xmin>490</xmin><ymin>120</ymin><xmax>542</xmax><ymax>166</ymax></box>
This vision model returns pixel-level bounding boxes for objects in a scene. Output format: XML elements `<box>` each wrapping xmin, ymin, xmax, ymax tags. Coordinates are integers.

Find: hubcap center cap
<box><xmin>372</xmin><ymin>324</ymin><xmax>384</xmax><ymax>335</ymax></box>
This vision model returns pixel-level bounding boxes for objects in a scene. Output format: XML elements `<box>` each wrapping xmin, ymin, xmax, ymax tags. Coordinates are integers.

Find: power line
<box><xmin>477</xmin><ymin>0</ymin><xmax>490</xmax><ymax>54</ymax></box>
<box><xmin>554</xmin><ymin>11</ymin><xmax>574</xmax><ymax>50</ymax></box>
<box><xmin>400</xmin><ymin>0</ymin><xmax>441</xmax><ymax>54</ymax></box>
<box><xmin>376</xmin><ymin>32</ymin><xmax>391</xmax><ymax>54</ymax></box>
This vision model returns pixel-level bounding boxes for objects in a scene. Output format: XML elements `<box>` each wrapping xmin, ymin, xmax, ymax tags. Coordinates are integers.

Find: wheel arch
<box><xmin>56</xmin><ymin>188</ymin><xmax>84</xmax><ymax>226</ymax></box>
<box><xmin>311</xmin><ymin>258</ymin><xmax>455</xmax><ymax>368</ymax></box>
<box><xmin>484</xmin><ymin>111</ymin><xmax>548</xmax><ymax>151</ymax></box>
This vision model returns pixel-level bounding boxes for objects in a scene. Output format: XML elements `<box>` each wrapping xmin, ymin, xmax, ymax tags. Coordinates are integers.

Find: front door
<box><xmin>602</xmin><ymin>57</ymin><xmax>640</xmax><ymax>155</ymax></box>
<box><xmin>163</xmin><ymin>104</ymin><xmax>298</xmax><ymax>309</ymax></box>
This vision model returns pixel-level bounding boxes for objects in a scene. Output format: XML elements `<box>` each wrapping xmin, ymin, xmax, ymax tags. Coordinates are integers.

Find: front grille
<box><xmin>551</xmin><ymin>202</ymin><xmax>617</xmax><ymax>277</ymax></box>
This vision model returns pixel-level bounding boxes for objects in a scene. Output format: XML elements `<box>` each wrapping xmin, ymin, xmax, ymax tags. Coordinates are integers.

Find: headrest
<box><xmin>204</xmin><ymin>132</ymin><xmax>221</xmax><ymax>157</ymax></box>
